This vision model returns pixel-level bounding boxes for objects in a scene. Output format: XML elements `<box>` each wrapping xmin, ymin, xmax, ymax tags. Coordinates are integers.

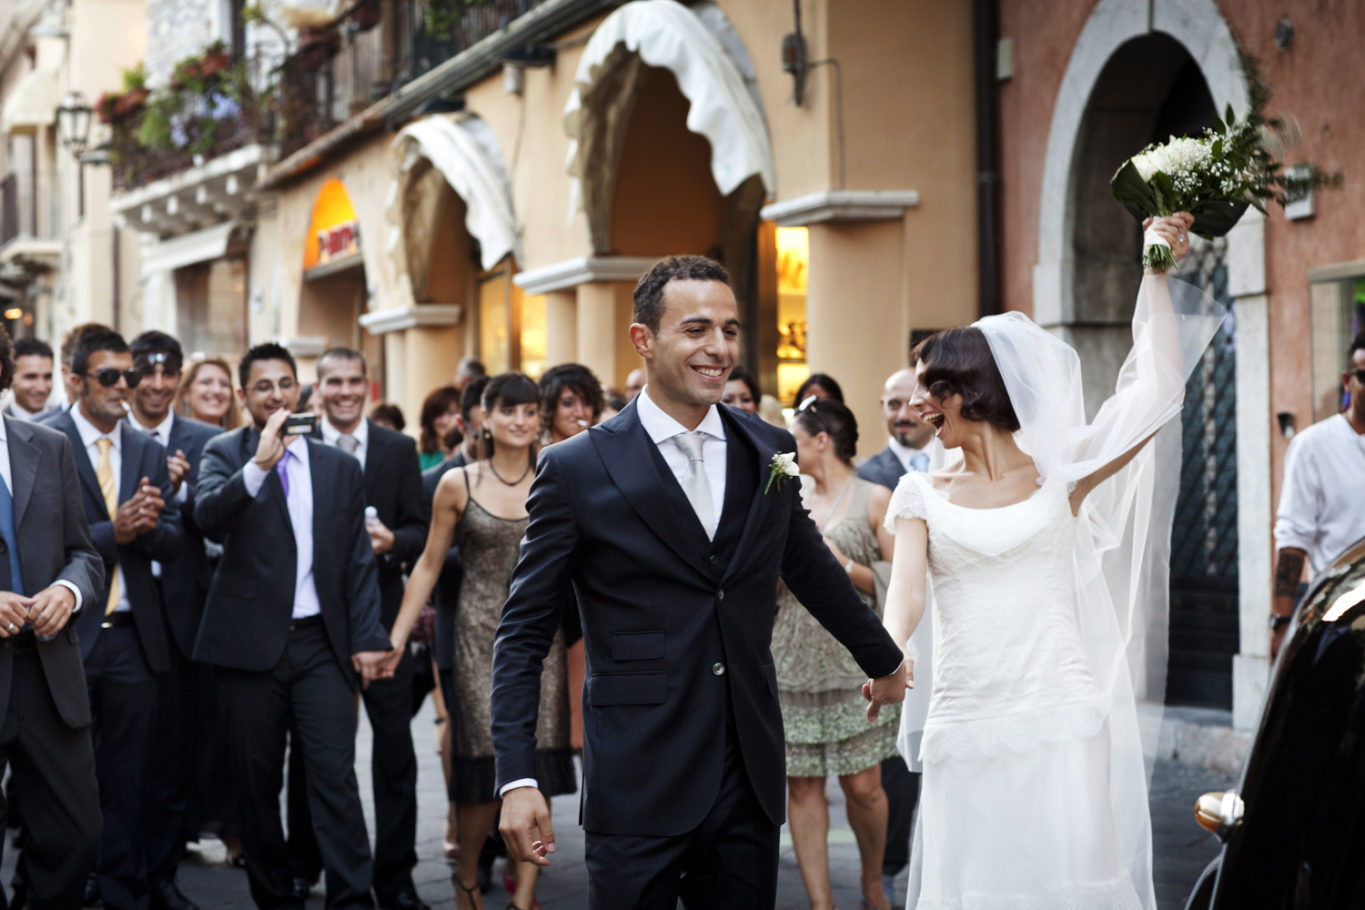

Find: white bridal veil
<box><xmin>973</xmin><ymin>273</ymin><xmax>1225</xmax><ymax>900</ymax></box>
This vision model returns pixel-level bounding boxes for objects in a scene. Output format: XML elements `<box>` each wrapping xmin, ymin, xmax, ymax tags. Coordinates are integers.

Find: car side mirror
<box><xmin>1194</xmin><ymin>790</ymin><xmax>1245</xmax><ymax>840</ymax></box>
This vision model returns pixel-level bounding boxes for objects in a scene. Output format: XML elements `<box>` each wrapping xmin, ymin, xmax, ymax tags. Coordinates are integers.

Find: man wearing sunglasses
<box><xmin>1272</xmin><ymin>331</ymin><xmax>1365</xmax><ymax>659</ymax></box>
<box><xmin>49</xmin><ymin>327</ymin><xmax>182</xmax><ymax>909</ymax></box>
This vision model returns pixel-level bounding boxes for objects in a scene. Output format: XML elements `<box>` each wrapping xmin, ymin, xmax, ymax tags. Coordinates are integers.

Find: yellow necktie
<box><xmin>96</xmin><ymin>438</ymin><xmax>121</xmax><ymax>616</ymax></box>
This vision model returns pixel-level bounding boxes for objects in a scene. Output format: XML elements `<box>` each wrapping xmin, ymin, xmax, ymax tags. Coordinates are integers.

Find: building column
<box><xmin>574</xmin><ymin>281</ymin><xmax>636</xmax><ymax>388</ymax></box>
<box><xmin>545</xmin><ymin>290</ymin><xmax>578</xmax><ymax>366</ymax></box>
<box><xmin>805</xmin><ymin>223</ymin><xmax>906</xmax><ymax>450</ymax></box>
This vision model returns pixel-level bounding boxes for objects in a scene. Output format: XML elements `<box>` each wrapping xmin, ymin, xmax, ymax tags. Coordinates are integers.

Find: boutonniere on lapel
<box><xmin>764</xmin><ymin>452</ymin><xmax>799</xmax><ymax>495</ymax></box>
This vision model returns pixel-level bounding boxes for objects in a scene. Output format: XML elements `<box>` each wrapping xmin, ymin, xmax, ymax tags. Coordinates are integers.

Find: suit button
<box><xmin>708</xmin><ymin>555</ymin><xmax>718</xmax><ymax>566</ymax></box>
<box><xmin>717</xmin><ymin>589</ymin><xmax>725</xmax><ymax>601</ymax></box>
<box><xmin>712</xmin><ymin>662</ymin><xmax>725</xmax><ymax>676</ymax></box>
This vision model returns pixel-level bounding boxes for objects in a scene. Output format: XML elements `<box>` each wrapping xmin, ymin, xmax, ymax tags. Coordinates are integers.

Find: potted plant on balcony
<box><xmin>349</xmin><ymin>0</ymin><xmax>382</xmax><ymax>32</ymax></box>
<box><xmin>98</xmin><ymin>62</ymin><xmax>150</xmax><ymax>123</ymax></box>
<box><xmin>172</xmin><ymin>41</ymin><xmax>232</xmax><ymax>89</ymax></box>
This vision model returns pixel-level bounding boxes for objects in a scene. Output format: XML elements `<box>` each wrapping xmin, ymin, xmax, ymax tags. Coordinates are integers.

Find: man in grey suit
<box><xmin>3</xmin><ymin>337</ymin><xmax>56</xmax><ymax>422</ymax></box>
<box><xmin>856</xmin><ymin>366</ymin><xmax>936</xmax><ymax>906</ymax></box>
<box><xmin>0</xmin><ymin>325</ymin><xmax>105</xmax><ymax>908</ymax></box>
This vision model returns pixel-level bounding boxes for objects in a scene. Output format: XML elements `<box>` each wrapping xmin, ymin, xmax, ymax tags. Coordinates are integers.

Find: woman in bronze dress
<box><xmin>389</xmin><ymin>372</ymin><xmax>574</xmax><ymax>910</ymax></box>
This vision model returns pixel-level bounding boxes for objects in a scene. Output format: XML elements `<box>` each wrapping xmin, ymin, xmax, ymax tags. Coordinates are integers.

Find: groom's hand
<box><xmin>500</xmin><ymin>787</ymin><xmax>556</xmax><ymax>867</ymax></box>
<box><xmin>863</xmin><ymin>660</ymin><xmax>909</xmax><ymax>722</ymax></box>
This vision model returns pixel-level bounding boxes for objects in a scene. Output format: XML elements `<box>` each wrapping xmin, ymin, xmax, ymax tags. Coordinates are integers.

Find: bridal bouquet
<box><xmin>1111</xmin><ymin>92</ymin><xmax>1340</xmax><ymax>270</ymax></box>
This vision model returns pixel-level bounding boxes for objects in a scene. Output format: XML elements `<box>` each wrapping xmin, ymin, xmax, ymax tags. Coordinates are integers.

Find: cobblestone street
<box><xmin>4</xmin><ymin>698</ymin><xmax>1235</xmax><ymax>909</ymax></box>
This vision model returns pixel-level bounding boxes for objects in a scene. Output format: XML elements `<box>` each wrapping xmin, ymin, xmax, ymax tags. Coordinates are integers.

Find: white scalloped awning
<box><xmin>563</xmin><ymin>0</ymin><xmax>775</xmax><ymax>217</ymax></box>
<box><xmin>269</xmin><ymin>0</ymin><xmax>343</xmax><ymax>29</ymax></box>
<box><xmin>2</xmin><ymin>66</ymin><xmax>60</xmax><ymax>134</ymax></box>
<box><xmin>385</xmin><ymin>113</ymin><xmax>520</xmax><ymax>282</ymax></box>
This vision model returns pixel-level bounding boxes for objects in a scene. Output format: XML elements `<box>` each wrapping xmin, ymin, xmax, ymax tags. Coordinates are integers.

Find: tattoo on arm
<box><xmin>1274</xmin><ymin>549</ymin><xmax>1307</xmax><ymax>599</ymax></box>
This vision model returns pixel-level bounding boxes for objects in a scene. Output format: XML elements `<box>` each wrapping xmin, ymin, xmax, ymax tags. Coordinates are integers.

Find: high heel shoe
<box><xmin>501</xmin><ymin>868</ymin><xmax>542</xmax><ymax>910</ymax></box>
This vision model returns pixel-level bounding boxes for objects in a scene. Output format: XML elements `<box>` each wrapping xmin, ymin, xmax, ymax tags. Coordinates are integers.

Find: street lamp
<box><xmin>56</xmin><ymin>91</ymin><xmax>93</xmax><ymax>156</ymax></box>
<box><xmin>55</xmin><ymin>91</ymin><xmax>93</xmax><ymax>218</ymax></box>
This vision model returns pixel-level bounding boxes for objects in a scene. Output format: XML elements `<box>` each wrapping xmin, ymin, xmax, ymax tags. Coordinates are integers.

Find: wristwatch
<box><xmin>1268</xmin><ymin>613</ymin><xmax>1292</xmax><ymax>631</ymax></box>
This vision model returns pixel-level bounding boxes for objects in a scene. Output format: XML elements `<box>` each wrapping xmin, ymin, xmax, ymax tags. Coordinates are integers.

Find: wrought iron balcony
<box><xmin>276</xmin><ymin>0</ymin><xmax>548</xmax><ymax>158</ymax></box>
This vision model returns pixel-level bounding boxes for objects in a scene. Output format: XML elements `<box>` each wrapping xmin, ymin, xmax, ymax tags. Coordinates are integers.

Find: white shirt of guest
<box><xmin>242</xmin><ymin>437</ymin><xmax>322</xmax><ymax>619</ymax></box>
<box><xmin>635</xmin><ymin>384</ymin><xmax>727</xmax><ymax>522</ymax></box>
<box><xmin>0</xmin><ymin>417</ymin><xmax>83</xmax><ymax>611</ymax></box>
<box><xmin>321</xmin><ymin>416</ymin><xmax>369</xmax><ymax>467</ymax></box>
<box><xmin>72</xmin><ymin>407</ymin><xmax>133</xmax><ymax>614</ymax></box>
<box><xmin>886</xmin><ymin>436</ymin><xmax>934</xmax><ymax>474</ymax></box>
<box><xmin>1274</xmin><ymin>412</ymin><xmax>1365</xmax><ymax>574</ymax></box>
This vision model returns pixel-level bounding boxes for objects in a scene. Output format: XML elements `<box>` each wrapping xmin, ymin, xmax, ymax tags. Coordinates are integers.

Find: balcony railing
<box><xmin>107</xmin><ymin>53</ymin><xmax>274</xmax><ymax>192</ymax></box>
<box><xmin>277</xmin><ymin>0</ymin><xmax>548</xmax><ymax>158</ymax></box>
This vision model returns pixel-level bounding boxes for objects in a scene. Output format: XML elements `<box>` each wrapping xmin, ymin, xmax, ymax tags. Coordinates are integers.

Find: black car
<box><xmin>1185</xmin><ymin>536</ymin><xmax>1365</xmax><ymax>910</ymax></box>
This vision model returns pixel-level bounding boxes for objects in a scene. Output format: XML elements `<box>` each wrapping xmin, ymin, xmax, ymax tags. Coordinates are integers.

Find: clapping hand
<box><xmin>0</xmin><ymin>591</ymin><xmax>30</xmax><ymax>638</ymax></box>
<box><xmin>167</xmin><ymin>450</ymin><xmax>191</xmax><ymax>493</ymax></box>
<box><xmin>113</xmin><ymin>477</ymin><xmax>165</xmax><ymax>543</ymax></box>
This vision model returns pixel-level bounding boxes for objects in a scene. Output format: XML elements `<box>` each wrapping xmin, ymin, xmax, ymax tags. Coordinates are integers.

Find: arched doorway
<box><xmin>563</xmin><ymin>0</ymin><xmax>773</xmax><ymax>389</ymax></box>
<box><xmin>1068</xmin><ymin>33</ymin><xmax>1238</xmax><ymax>709</ymax></box>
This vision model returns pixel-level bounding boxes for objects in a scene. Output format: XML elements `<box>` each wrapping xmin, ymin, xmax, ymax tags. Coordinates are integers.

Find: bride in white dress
<box><xmin>878</xmin><ymin>214</ymin><xmax>1223</xmax><ymax>909</ymax></box>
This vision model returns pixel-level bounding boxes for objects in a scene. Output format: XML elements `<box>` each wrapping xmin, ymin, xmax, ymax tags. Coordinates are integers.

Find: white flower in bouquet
<box><xmin>1111</xmin><ymin>68</ymin><xmax>1340</xmax><ymax>272</ymax></box>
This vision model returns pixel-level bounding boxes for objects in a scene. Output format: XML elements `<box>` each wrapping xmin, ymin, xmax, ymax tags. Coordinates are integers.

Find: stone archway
<box><xmin>1035</xmin><ymin>0</ymin><xmax>1272</xmax><ymax>727</ymax></box>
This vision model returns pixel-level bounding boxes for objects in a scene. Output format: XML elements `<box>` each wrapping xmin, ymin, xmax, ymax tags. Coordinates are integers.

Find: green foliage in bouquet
<box><xmin>1112</xmin><ymin>57</ymin><xmax>1341</xmax><ymax>271</ymax></box>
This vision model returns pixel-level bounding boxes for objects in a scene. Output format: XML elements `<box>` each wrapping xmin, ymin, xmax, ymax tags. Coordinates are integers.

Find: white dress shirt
<box><xmin>321</xmin><ymin>416</ymin><xmax>369</xmax><ymax>466</ymax></box>
<box><xmin>1274</xmin><ymin>413</ymin><xmax>1365</xmax><ymax>574</ymax></box>
<box><xmin>243</xmin><ymin>439</ymin><xmax>322</xmax><ymax>619</ymax></box>
<box><xmin>500</xmin><ymin>387</ymin><xmax>730</xmax><ymax>799</ymax></box>
<box><xmin>0</xmin><ymin>418</ymin><xmax>82</xmax><ymax>611</ymax></box>
<box><xmin>884</xmin><ymin>436</ymin><xmax>939</xmax><ymax>474</ymax></box>
<box><xmin>635</xmin><ymin>384</ymin><xmax>728</xmax><ymax>518</ymax></box>
<box><xmin>72</xmin><ymin>408</ymin><xmax>132</xmax><ymax>614</ymax></box>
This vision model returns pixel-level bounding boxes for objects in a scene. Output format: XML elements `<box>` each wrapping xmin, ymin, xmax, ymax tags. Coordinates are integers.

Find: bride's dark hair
<box><xmin>913</xmin><ymin>327</ymin><xmax>1020</xmax><ymax>432</ymax></box>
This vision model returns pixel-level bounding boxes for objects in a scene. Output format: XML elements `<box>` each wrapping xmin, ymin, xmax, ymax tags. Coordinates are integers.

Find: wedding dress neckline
<box><xmin>922</xmin><ymin>475</ymin><xmax>1048</xmax><ymax>513</ymax></box>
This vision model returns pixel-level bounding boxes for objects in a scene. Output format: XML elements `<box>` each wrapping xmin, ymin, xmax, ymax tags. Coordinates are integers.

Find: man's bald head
<box><xmin>881</xmin><ymin>368</ymin><xmax>932</xmax><ymax>449</ymax></box>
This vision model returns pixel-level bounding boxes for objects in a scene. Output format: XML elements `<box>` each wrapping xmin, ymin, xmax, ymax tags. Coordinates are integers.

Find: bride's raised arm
<box><xmin>1067</xmin><ymin>213</ymin><xmax>1218</xmax><ymax>513</ymax></box>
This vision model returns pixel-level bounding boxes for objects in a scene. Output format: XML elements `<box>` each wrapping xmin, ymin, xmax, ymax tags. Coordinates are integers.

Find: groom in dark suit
<box><xmin>491</xmin><ymin>256</ymin><xmax>907</xmax><ymax>908</ymax></box>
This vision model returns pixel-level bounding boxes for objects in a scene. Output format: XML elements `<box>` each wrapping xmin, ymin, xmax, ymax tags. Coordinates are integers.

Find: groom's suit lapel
<box><xmin>717</xmin><ymin>407</ymin><xmax>776</xmax><ymax>585</ymax></box>
<box><xmin>592</xmin><ymin>401</ymin><xmax>713</xmax><ymax>582</ymax></box>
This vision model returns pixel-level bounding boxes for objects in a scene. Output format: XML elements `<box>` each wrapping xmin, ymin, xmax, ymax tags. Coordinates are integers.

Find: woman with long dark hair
<box><xmin>388</xmin><ymin>373</ymin><xmax>574</xmax><ymax>910</ymax></box>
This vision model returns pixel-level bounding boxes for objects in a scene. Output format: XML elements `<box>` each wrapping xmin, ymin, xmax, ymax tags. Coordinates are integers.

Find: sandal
<box><xmin>454</xmin><ymin>876</ymin><xmax>482</xmax><ymax>910</ymax></box>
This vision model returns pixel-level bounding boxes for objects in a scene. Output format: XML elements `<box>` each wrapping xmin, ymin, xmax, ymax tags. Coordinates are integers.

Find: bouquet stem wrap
<box><xmin>1142</xmin><ymin>224</ymin><xmax>1176</xmax><ymax>272</ymax></box>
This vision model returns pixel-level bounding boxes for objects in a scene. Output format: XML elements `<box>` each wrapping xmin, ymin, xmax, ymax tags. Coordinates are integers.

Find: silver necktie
<box><xmin>337</xmin><ymin>434</ymin><xmax>360</xmax><ymax>457</ymax></box>
<box><xmin>673</xmin><ymin>431</ymin><xmax>715</xmax><ymax>540</ymax></box>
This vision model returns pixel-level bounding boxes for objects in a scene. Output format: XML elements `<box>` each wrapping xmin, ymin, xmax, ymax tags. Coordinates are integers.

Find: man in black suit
<box><xmin>125</xmin><ymin>331</ymin><xmax>221</xmax><ymax>910</ymax></box>
<box><xmin>855</xmin><ymin>366</ymin><xmax>936</xmax><ymax>906</ymax></box>
<box><xmin>491</xmin><ymin>256</ymin><xmax>907</xmax><ymax>909</ymax></box>
<box><xmin>193</xmin><ymin>343</ymin><xmax>390</xmax><ymax>909</ymax></box>
<box><xmin>0</xmin><ymin>324</ymin><xmax>104</xmax><ymax>909</ymax></box>
<box><xmin>285</xmin><ymin>348</ymin><xmax>428</xmax><ymax>910</ymax></box>
<box><xmin>50</xmin><ymin>328</ymin><xmax>182</xmax><ymax>910</ymax></box>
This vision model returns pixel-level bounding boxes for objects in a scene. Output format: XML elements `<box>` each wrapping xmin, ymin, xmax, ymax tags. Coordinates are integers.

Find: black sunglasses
<box><xmin>84</xmin><ymin>368</ymin><xmax>142</xmax><ymax>388</ymax></box>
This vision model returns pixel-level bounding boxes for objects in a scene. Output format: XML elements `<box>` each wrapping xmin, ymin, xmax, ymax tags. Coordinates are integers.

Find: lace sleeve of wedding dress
<box><xmin>884</xmin><ymin>471</ymin><xmax>927</xmax><ymax>531</ymax></box>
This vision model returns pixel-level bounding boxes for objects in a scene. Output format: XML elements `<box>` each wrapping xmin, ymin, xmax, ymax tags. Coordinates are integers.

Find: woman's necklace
<box><xmin>812</xmin><ymin>477</ymin><xmax>855</xmax><ymax>532</ymax></box>
<box><xmin>487</xmin><ymin>456</ymin><xmax>533</xmax><ymax>487</ymax></box>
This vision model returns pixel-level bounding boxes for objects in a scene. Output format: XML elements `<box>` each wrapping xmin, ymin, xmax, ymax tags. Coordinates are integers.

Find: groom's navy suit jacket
<box><xmin>491</xmin><ymin>400</ymin><xmax>903</xmax><ymax>837</ymax></box>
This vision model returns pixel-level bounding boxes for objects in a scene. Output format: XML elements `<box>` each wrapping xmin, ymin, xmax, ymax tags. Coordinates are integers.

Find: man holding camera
<box><xmin>193</xmin><ymin>342</ymin><xmax>391</xmax><ymax>908</ymax></box>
